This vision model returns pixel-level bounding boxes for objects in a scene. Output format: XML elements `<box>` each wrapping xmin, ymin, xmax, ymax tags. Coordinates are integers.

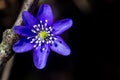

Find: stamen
<box><xmin>27</xmin><ymin>37</ymin><xmax>31</xmax><ymax>39</ymax></box>
<box><xmin>45</xmin><ymin>20</ymin><xmax>48</xmax><ymax>23</ymax></box>
<box><xmin>47</xmin><ymin>34</ymin><xmax>50</xmax><ymax>36</ymax></box>
<box><xmin>54</xmin><ymin>37</ymin><xmax>57</xmax><ymax>40</ymax></box>
<box><xmin>35</xmin><ymin>36</ymin><xmax>38</xmax><ymax>39</ymax></box>
<box><xmin>51</xmin><ymin>34</ymin><xmax>54</xmax><ymax>36</ymax></box>
<box><xmin>38</xmin><ymin>24</ymin><xmax>40</xmax><ymax>27</ymax></box>
<box><xmin>33</xmin><ymin>25</ymin><xmax>37</xmax><ymax>28</ymax></box>
<box><xmin>36</xmin><ymin>28</ymin><xmax>40</xmax><ymax>31</ymax></box>
<box><xmin>46</xmin><ymin>41</ymin><xmax>49</xmax><ymax>44</ymax></box>
<box><xmin>30</xmin><ymin>38</ymin><xmax>35</xmax><ymax>43</ymax></box>
<box><xmin>39</xmin><ymin>41</ymin><xmax>41</xmax><ymax>43</ymax></box>
<box><xmin>48</xmin><ymin>40</ymin><xmax>51</xmax><ymax>43</ymax></box>
<box><xmin>49</xmin><ymin>26</ymin><xmax>53</xmax><ymax>31</ymax></box>
<box><xmin>51</xmin><ymin>41</ymin><xmax>54</xmax><ymax>44</ymax></box>
<box><xmin>44</xmin><ymin>23</ymin><xmax>47</xmax><ymax>27</ymax></box>
<box><xmin>35</xmin><ymin>40</ymin><xmax>39</xmax><ymax>43</ymax></box>
<box><xmin>41</xmin><ymin>25</ymin><xmax>44</xmax><ymax>30</ymax></box>
<box><xmin>34</xmin><ymin>45</ymin><xmax>37</xmax><ymax>48</ymax></box>
<box><xmin>38</xmin><ymin>43</ymin><xmax>41</xmax><ymax>46</ymax></box>
<box><xmin>31</xmin><ymin>29</ymin><xmax>37</xmax><ymax>33</ymax></box>
<box><xmin>42</xmin><ymin>40</ymin><xmax>45</xmax><ymax>43</ymax></box>
<box><xmin>40</xmin><ymin>20</ymin><xmax>42</xmax><ymax>23</ymax></box>
<box><xmin>49</xmin><ymin>26</ymin><xmax>52</xmax><ymax>29</ymax></box>
<box><xmin>49</xmin><ymin>37</ymin><xmax>52</xmax><ymax>40</ymax></box>
<box><xmin>45</xmin><ymin>28</ymin><xmax>48</xmax><ymax>31</ymax></box>
<box><xmin>42</xmin><ymin>48</ymin><xmax>45</xmax><ymax>51</ymax></box>
<box><xmin>38</xmin><ymin>38</ymin><xmax>41</xmax><ymax>41</ymax></box>
<box><xmin>47</xmin><ymin>31</ymin><xmax>50</xmax><ymax>33</ymax></box>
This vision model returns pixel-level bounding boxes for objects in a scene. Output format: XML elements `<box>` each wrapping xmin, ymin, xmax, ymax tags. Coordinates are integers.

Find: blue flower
<box><xmin>13</xmin><ymin>4</ymin><xmax>73</xmax><ymax>69</ymax></box>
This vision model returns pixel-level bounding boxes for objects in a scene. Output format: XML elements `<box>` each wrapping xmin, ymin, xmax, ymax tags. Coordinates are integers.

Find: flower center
<box><xmin>28</xmin><ymin>20</ymin><xmax>57</xmax><ymax>49</ymax></box>
<box><xmin>38</xmin><ymin>31</ymin><xmax>48</xmax><ymax>39</ymax></box>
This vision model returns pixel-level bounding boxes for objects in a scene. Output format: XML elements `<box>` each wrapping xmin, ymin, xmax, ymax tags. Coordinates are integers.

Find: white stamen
<box><xmin>41</xmin><ymin>25</ymin><xmax>44</xmax><ymax>30</ymax></box>
<box><xmin>49</xmin><ymin>27</ymin><xmax>52</xmax><ymax>29</ymax></box>
<box><xmin>31</xmin><ymin>29</ymin><xmax>37</xmax><ymax>33</ymax></box>
<box><xmin>35</xmin><ymin>36</ymin><xmax>38</xmax><ymax>39</ymax></box>
<box><xmin>40</xmin><ymin>20</ymin><xmax>42</xmax><ymax>23</ymax></box>
<box><xmin>27</xmin><ymin>37</ymin><xmax>31</xmax><ymax>39</ymax></box>
<box><xmin>49</xmin><ymin>29</ymin><xmax>52</xmax><ymax>31</ymax></box>
<box><xmin>38</xmin><ymin>43</ymin><xmax>41</xmax><ymax>46</ymax></box>
<box><xmin>42</xmin><ymin>48</ymin><xmax>45</xmax><ymax>51</ymax></box>
<box><xmin>34</xmin><ymin>45</ymin><xmax>37</xmax><ymax>48</ymax></box>
<box><xmin>33</xmin><ymin>25</ymin><xmax>37</xmax><ymax>28</ymax></box>
<box><xmin>54</xmin><ymin>37</ymin><xmax>57</xmax><ymax>40</ymax></box>
<box><xmin>39</xmin><ymin>41</ymin><xmax>41</xmax><ymax>43</ymax></box>
<box><xmin>47</xmin><ymin>31</ymin><xmax>50</xmax><ymax>33</ymax></box>
<box><xmin>35</xmin><ymin>40</ymin><xmax>39</xmax><ymax>43</ymax></box>
<box><xmin>49</xmin><ymin>37</ymin><xmax>52</xmax><ymax>40</ymax></box>
<box><xmin>38</xmin><ymin>24</ymin><xmax>40</xmax><ymax>27</ymax></box>
<box><xmin>51</xmin><ymin>34</ymin><xmax>54</xmax><ymax>36</ymax></box>
<box><xmin>32</xmin><ymin>38</ymin><xmax>35</xmax><ymax>41</ymax></box>
<box><xmin>38</xmin><ymin>38</ymin><xmax>41</xmax><ymax>41</ymax></box>
<box><xmin>46</xmin><ymin>41</ymin><xmax>49</xmax><ymax>44</ymax></box>
<box><xmin>51</xmin><ymin>41</ymin><xmax>54</xmax><ymax>44</ymax></box>
<box><xmin>44</xmin><ymin>23</ymin><xmax>47</xmax><ymax>27</ymax></box>
<box><xmin>45</xmin><ymin>28</ymin><xmax>48</xmax><ymax>31</ymax></box>
<box><xmin>30</xmin><ymin>41</ymin><xmax>34</xmax><ymax>43</ymax></box>
<box><xmin>48</xmin><ymin>40</ymin><xmax>51</xmax><ymax>43</ymax></box>
<box><xmin>36</xmin><ymin>28</ymin><xmax>40</xmax><ymax>31</ymax></box>
<box><xmin>45</xmin><ymin>20</ymin><xmax>48</xmax><ymax>23</ymax></box>
<box><xmin>47</xmin><ymin>34</ymin><xmax>50</xmax><ymax>36</ymax></box>
<box><xmin>30</xmin><ymin>39</ymin><xmax>35</xmax><ymax>43</ymax></box>
<box><xmin>42</xmin><ymin>40</ymin><xmax>45</xmax><ymax>43</ymax></box>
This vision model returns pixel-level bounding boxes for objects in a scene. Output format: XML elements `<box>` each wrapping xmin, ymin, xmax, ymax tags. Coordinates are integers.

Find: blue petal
<box><xmin>37</xmin><ymin>4</ymin><xmax>53</xmax><ymax>26</ymax></box>
<box><xmin>13</xmin><ymin>38</ymin><xmax>34</xmax><ymax>53</ymax></box>
<box><xmin>33</xmin><ymin>44</ymin><xmax>50</xmax><ymax>69</ymax></box>
<box><xmin>52</xmin><ymin>18</ymin><xmax>73</xmax><ymax>35</ymax></box>
<box><xmin>50</xmin><ymin>36</ymin><xmax>71</xmax><ymax>56</ymax></box>
<box><xmin>22</xmin><ymin>11</ymin><xmax>37</xmax><ymax>27</ymax></box>
<box><xmin>13</xmin><ymin>26</ymin><xmax>36</xmax><ymax>37</ymax></box>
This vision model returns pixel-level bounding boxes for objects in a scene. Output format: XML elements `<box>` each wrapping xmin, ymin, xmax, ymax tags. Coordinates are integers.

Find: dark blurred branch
<box><xmin>0</xmin><ymin>0</ymin><xmax>39</xmax><ymax>69</ymax></box>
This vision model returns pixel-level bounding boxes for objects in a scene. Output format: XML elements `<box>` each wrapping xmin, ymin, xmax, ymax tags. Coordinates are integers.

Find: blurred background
<box><xmin>0</xmin><ymin>0</ymin><xmax>120</xmax><ymax>80</ymax></box>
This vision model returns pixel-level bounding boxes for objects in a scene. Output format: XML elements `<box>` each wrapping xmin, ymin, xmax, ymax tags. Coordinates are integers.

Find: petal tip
<box><xmin>63</xmin><ymin>48</ymin><xmax>71</xmax><ymax>56</ymax></box>
<box><xmin>35</xmin><ymin>64</ymin><xmax>45</xmax><ymax>69</ymax></box>
<box><xmin>66</xmin><ymin>18</ymin><xmax>73</xmax><ymax>27</ymax></box>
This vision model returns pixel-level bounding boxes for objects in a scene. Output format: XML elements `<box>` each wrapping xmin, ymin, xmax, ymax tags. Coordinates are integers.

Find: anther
<box><xmin>35</xmin><ymin>36</ymin><xmax>38</xmax><ymax>39</ymax></box>
<box><xmin>40</xmin><ymin>20</ymin><xmax>42</xmax><ymax>23</ymax></box>
<box><xmin>45</xmin><ymin>28</ymin><xmax>48</xmax><ymax>31</ymax></box>
<box><xmin>49</xmin><ymin>37</ymin><xmax>52</xmax><ymax>40</ymax></box>
<box><xmin>38</xmin><ymin>24</ymin><xmax>40</xmax><ymax>27</ymax></box>
<box><xmin>38</xmin><ymin>38</ymin><xmax>41</xmax><ymax>41</ymax></box>
<box><xmin>35</xmin><ymin>40</ymin><xmax>39</xmax><ymax>43</ymax></box>
<box><xmin>44</xmin><ymin>23</ymin><xmax>47</xmax><ymax>27</ymax></box>
<box><xmin>45</xmin><ymin>20</ymin><xmax>48</xmax><ymax>23</ymax></box>
<box><xmin>42</xmin><ymin>48</ymin><xmax>45</xmax><ymax>51</ymax></box>
<box><xmin>31</xmin><ymin>29</ymin><xmax>37</xmax><ymax>33</ymax></box>
<box><xmin>34</xmin><ymin>45</ymin><xmax>37</xmax><ymax>48</ymax></box>
<box><xmin>42</xmin><ymin>40</ymin><xmax>45</xmax><ymax>43</ymax></box>
<box><xmin>38</xmin><ymin>43</ymin><xmax>41</xmax><ymax>46</ymax></box>
<box><xmin>33</xmin><ymin>25</ymin><xmax>37</xmax><ymax>28</ymax></box>
<box><xmin>36</xmin><ymin>28</ymin><xmax>40</xmax><ymax>31</ymax></box>
<box><xmin>27</xmin><ymin>37</ymin><xmax>31</xmax><ymax>39</ymax></box>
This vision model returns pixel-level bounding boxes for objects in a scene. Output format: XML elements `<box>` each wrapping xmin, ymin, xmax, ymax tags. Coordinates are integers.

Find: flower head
<box><xmin>13</xmin><ymin>4</ymin><xmax>73</xmax><ymax>69</ymax></box>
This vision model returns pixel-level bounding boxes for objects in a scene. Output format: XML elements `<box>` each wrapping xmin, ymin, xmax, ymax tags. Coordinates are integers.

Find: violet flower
<box><xmin>13</xmin><ymin>4</ymin><xmax>73</xmax><ymax>69</ymax></box>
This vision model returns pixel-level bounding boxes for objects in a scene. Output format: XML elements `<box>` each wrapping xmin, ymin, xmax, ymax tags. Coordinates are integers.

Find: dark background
<box><xmin>0</xmin><ymin>0</ymin><xmax>120</xmax><ymax>80</ymax></box>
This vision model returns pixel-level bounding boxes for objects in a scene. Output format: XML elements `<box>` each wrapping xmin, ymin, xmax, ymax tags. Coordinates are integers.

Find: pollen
<box><xmin>38</xmin><ymin>31</ymin><xmax>48</xmax><ymax>39</ymax></box>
